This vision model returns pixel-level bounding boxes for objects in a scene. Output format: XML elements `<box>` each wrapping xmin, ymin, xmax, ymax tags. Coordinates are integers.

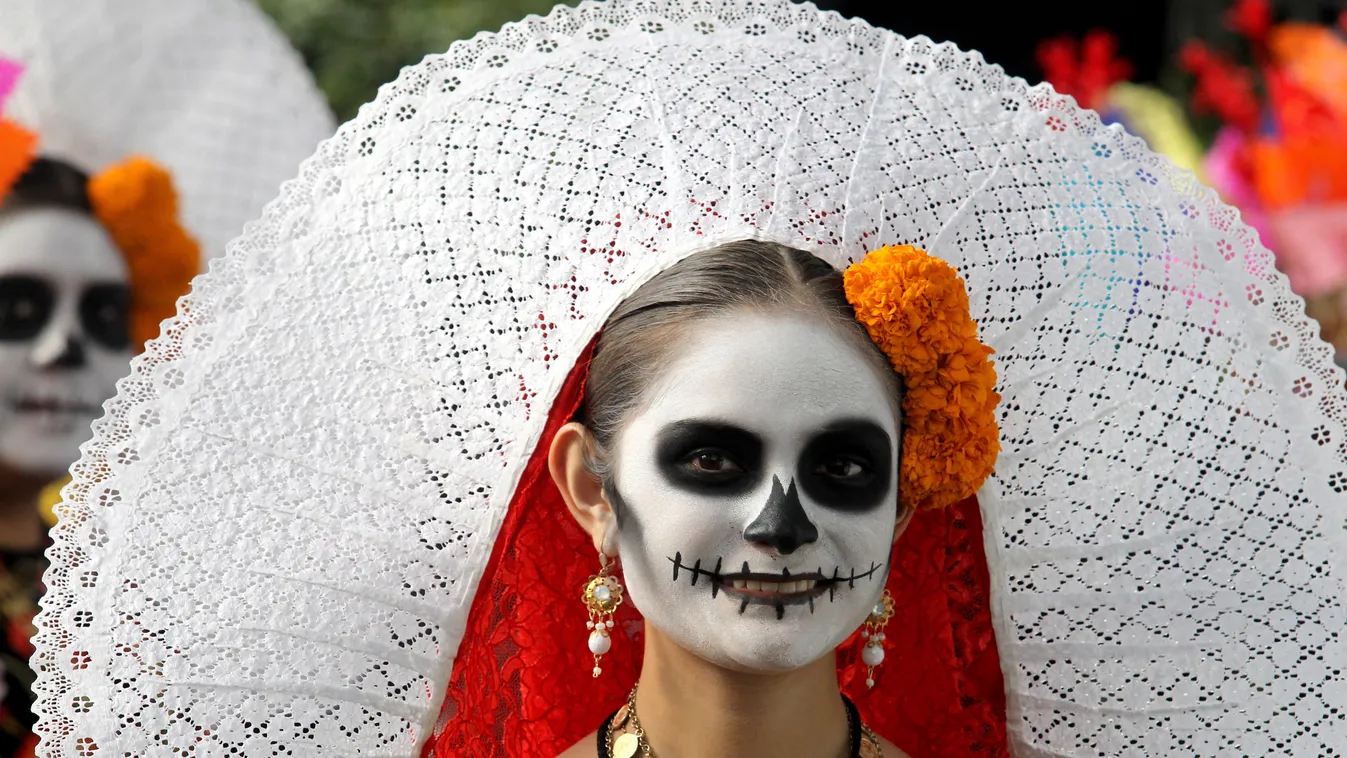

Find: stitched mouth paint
<box><xmin>667</xmin><ymin>552</ymin><xmax>886</xmax><ymax>619</ymax></box>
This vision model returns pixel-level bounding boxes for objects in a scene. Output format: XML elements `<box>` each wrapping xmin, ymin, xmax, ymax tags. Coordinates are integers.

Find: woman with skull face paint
<box><xmin>0</xmin><ymin>9</ymin><xmax>330</xmax><ymax>753</ymax></box>
<box><xmin>26</xmin><ymin>1</ymin><xmax>1347</xmax><ymax>757</ymax></box>
<box><xmin>0</xmin><ymin>78</ymin><xmax>207</xmax><ymax>758</ymax></box>
<box><xmin>549</xmin><ymin>240</ymin><xmax>950</xmax><ymax>756</ymax></box>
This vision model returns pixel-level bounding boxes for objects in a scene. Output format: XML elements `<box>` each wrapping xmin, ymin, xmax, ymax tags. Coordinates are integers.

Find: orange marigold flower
<box><xmin>845</xmin><ymin>244</ymin><xmax>1000</xmax><ymax>511</ymax></box>
<box><xmin>88</xmin><ymin>156</ymin><xmax>200</xmax><ymax>351</ymax></box>
<box><xmin>845</xmin><ymin>244</ymin><xmax>977</xmax><ymax>375</ymax></box>
<box><xmin>906</xmin><ymin>341</ymin><xmax>999</xmax><ymax>420</ymax></box>
<box><xmin>900</xmin><ymin>414</ymin><xmax>1000</xmax><ymax>511</ymax></box>
<box><xmin>0</xmin><ymin>118</ymin><xmax>36</xmax><ymax>200</ymax></box>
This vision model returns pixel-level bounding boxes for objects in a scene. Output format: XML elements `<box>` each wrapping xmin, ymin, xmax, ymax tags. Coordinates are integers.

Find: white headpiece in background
<box><xmin>0</xmin><ymin>0</ymin><xmax>335</xmax><ymax>259</ymax></box>
<box><xmin>29</xmin><ymin>0</ymin><xmax>1347</xmax><ymax>755</ymax></box>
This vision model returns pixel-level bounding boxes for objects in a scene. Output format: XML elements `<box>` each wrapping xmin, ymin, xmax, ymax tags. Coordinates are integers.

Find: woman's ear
<box><xmin>892</xmin><ymin>501</ymin><xmax>916</xmax><ymax>546</ymax></box>
<box><xmin>549</xmin><ymin>421</ymin><xmax>618</xmax><ymax>555</ymax></box>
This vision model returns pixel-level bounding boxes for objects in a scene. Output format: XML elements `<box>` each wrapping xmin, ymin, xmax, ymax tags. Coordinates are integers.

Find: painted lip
<box><xmin>12</xmin><ymin>397</ymin><xmax>99</xmax><ymax>415</ymax></box>
<box><xmin>667</xmin><ymin>552</ymin><xmax>884</xmax><ymax>618</ymax></box>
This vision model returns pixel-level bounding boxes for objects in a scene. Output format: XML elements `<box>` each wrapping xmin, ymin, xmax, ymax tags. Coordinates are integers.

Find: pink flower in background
<box><xmin>0</xmin><ymin>57</ymin><xmax>20</xmax><ymax>105</ymax></box>
<box><xmin>1205</xmin><ymin>128</ymin><xmax>1273</xmax><ymax>247</ymax></box>
<box><xmin>1268</xmin><ymin>205</ymin><xmax>1347</xmax><ymax>297</ymax></box>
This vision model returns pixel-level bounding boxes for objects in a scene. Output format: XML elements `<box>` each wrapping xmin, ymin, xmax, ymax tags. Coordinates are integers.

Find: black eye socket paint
<box><xmin>654</xmin><ymin>420</ymin><xmax>764</xmax><ymax>496</ymax></box>
<box><xmin>0</xmin><ymin>275</ymin><xmax>55</xmax><ymax>341</ymax></box>
<box><xmin>79</xmin><ymin>283</ymin><xmax>130</xmax><ymax>350</ymax></box>
<box><xmin>797</xmin><ymin>419</ymin><xmax>893</xmax><ymax>512</ymax></box>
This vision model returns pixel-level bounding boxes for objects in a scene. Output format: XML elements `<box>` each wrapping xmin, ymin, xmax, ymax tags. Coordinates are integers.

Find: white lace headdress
<box><xmin>30</xmin><ymin>0</ymin><xmax>1347</xmax><ymax>755</ymax></box>
<box><xmin>0</xmin><ymin>0</ymin><xmax>335</xmax><ymax>258</ymax></box>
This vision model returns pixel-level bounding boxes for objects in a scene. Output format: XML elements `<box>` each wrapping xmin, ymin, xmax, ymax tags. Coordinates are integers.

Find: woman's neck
<box><xmin>0</xmin><ymin>466</ymin><xmax>49</xmax><ymax>551</ymax></box>
<box><xmin>633</xmin><ymin>626</ymin><xmax>850</xmax><ymax>758</ymax></box>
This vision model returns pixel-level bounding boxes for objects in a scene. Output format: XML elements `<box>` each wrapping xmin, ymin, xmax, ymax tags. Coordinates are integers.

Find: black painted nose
<box><xmin>744</xmin><ymin>475</ymin><xmax>818</xmax><ymax>555</ymax></box>
<box><xmin>50</xmin><ymin>336</ymin><xmax>86</xmax><ymax>369</ymax></box>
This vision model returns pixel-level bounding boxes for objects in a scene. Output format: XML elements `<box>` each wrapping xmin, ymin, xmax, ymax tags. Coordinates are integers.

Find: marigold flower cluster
<box><xmin>844</xmin><ymin>244</ymin><xmax>1001</xmax><ymax>511</ymax></box>
<box><xmin>88</xmin><ymin>157</ymin><xmax>201</xmax><ymax>350</ymax></box>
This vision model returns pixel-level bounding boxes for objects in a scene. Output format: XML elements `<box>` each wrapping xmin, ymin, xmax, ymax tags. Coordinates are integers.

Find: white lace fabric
<box><xmin>0</xmin><ymin>0</ymin><xmax>335</xmax><ymax>258</ymax></box>
<box><xmin>30</xmin><ymin>1</ymin><xmax>1347</xmax><ymax>756</ymax></box>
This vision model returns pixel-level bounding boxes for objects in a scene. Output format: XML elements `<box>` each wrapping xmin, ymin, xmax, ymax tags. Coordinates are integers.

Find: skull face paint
<box><xmin>611</xmin><ymin>311</ymin><xmax>901</xmax><ymax>672</ymax></box>
<box><xmin>0</xmin><ymin>207</ymin><xmax>130</xmax><ymax>477</ymax></box>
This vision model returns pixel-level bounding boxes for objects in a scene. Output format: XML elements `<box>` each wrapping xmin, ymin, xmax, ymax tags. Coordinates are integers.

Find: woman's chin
<box><xmin>663</xmin><ymin>624</ymin><xmax>840</xmax><ymax>674</ymax></box>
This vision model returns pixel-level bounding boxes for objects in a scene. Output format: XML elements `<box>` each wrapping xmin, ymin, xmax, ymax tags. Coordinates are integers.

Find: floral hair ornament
<box><xmin>844</xmin><ymin>245</ymin><xmax>1000</xmax><ymax>511</ymax></box>
<box><xmin>87</xmin><ymin>156</ymin><xmax>202</xmax><ymax>350</ymax></box>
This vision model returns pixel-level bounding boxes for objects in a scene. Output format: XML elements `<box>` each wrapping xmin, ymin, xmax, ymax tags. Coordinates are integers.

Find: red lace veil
<box><xmin>426</xmin><ymin>341</ymin><xmax>1009</xmax><ymax>757</ymax></box>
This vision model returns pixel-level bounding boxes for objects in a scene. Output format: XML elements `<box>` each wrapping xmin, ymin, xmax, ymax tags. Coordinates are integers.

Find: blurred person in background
<box><xmin>0</xmin><ymin>1</ymin><xmax>333</xmax><ymax>754</ymax></box>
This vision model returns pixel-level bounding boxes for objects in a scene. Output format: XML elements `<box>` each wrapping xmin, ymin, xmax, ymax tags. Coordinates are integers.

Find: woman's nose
<box><xmin>31</xmin><ymin>314</ymin><xmax>86</xmax><ymax>370</ymax></box>
<box><xmin>743</xmin><ymin>475</ymin><xmax>818</xmax><ymax>555</ymax></box>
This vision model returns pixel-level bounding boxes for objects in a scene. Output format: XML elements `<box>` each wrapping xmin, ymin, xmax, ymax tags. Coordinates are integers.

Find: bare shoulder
<box><xmin>879</xmin><ymin>734</ymin><xmax>912</xmax><ymax>758</ymax></box>
<box><xmin>556</xmin><ymin>730</ymin><xmax>598</xmax><ymax>758</ymax></box>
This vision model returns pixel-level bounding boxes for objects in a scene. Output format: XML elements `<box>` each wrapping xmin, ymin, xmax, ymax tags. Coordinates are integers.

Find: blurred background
<box><xmin>259</xmin><ymin>0</ymin><xmax>1342</xmax><ymax>120</ymax></box>
<box><xmin>259</xmin><ymin>0</ymin><xmax>1347</xmax><ymax>364</ymax></box>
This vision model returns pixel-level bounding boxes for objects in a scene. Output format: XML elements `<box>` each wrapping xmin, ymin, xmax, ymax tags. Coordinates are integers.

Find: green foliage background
<box><xmin>258</xmin><ymin>0</ymin><xmax>572</xmax><ymax>122</ymax></box>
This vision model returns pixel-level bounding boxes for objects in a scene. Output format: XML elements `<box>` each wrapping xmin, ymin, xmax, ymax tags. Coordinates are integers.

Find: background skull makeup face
<box><xmin>611</xmin><ymin>311</ymin><xmax>901</xmax><ymax>672</ymax></box>
<box><xmin>0</xmin><ymin>207</ymin><xmax>129</xmax><ymax>477</ymax></box>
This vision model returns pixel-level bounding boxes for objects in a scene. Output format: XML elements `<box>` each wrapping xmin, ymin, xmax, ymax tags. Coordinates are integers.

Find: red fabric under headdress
<box><xmin>425</xmin><ymin>341</ymin><xmax>1009</xmax><ymax>757</ymax></box>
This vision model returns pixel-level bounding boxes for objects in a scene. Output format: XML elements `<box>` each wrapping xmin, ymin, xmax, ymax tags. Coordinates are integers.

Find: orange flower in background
<box><xmin>845</xmin><ymin>245</ymin><xmax>1001</xmax><ymax>511</ymax></box>
<box><xmin>88</xmin><ymin>156</ymin><xmax>201</xmax><ymax>350</ymax></box>
<box><xmin>1268</xmin><ymin>23</ymin><xmax>1347</xmax><ymax>122</ymax></box>
<box><xmin>0</xmin><ymin>119</ymin><xmax>36</xmax><ymax>199</ymax></box>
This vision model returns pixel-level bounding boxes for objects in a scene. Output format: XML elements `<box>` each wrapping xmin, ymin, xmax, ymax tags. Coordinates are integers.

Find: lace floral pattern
<box><xmin>29</xmin><ymin>0</ymin><xmax>1347</xmax><ymax>755</ymax></box>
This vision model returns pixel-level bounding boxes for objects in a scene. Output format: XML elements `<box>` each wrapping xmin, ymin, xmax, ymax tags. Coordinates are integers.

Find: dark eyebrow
<box><xmin>817</xmin><ymin>418</ymin><xmax>893</xmax><ymax>440</ymax></box>
<box><xmin>654</xmin><ymin>420</ymin><xmax>764</xmax><ymax>462</ymax></box>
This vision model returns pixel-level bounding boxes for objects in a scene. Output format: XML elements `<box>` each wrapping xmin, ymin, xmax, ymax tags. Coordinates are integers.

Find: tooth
<box><xmin>803</xmin><ymin>580</ymin><xmax>817</xmax><ymax>590</ymax></box>
<box><xmin>783</xmin><ymin>581</ymin><xmax>799</xmax><ymax>594</ymax></box>
<box><xmin>761</xmin><ymin>582</ymin><xmax>779</xmax><ymax>593</ymax></box>
<box><xmin>733</xmin><ymin>579</ymin><xmax>747</xmax><ymax>590</ymax></box>
<box><xmin>746</xmin><ymin>580</ymin><xmax>761</xmax><ymax>591</ymax></box>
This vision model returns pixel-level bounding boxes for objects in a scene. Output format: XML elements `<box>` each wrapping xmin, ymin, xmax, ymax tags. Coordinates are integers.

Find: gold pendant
<box><xmin>612</xmin><ymin>732</ymin><xmax>640</xmax><ymax>758</ymax></box>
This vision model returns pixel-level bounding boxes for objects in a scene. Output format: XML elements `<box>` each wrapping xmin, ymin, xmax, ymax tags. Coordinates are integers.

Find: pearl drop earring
<box><xmin>861</xmin><ymin>589</ymin><xmax>894</xmax><ymax>688</ymax></box>
<box><xmin>582</xmin><ymin>552</ymin><xmax>624</xmax><ymax>677</ymax></box>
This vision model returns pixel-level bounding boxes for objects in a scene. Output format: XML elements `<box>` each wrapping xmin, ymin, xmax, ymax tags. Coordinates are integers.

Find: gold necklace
<box><xmin>606</xmin><ymin>684</ymin><xmax>650</xmax><ymax>758</ymax></box>
<box><xmin>604</xmin><ymin>685</ymin><xmax>882</xmax><ymax>758</ymax></box>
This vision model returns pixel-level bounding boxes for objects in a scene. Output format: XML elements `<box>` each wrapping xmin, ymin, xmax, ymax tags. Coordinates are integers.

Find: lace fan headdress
<box><xmin>0</xmin><ymin>0</ymin><xmax>336</xmax><ymax>260</ymax></box>
<box><xmin>30</xmin><ymin>1</ymin><xmax>1347</xmax><ymax>756</ymax></box>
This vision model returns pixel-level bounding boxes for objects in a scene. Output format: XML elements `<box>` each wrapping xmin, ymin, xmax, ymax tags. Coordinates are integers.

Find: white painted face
<box><xmin>0</xmin><ymin>207</ymin><xmax>130</xmax><ymax>477</ymax></box>
<box><xmin>610</xmin><ymin>311</ymin><xmax>901</xmax><ymax>672</ymax></box>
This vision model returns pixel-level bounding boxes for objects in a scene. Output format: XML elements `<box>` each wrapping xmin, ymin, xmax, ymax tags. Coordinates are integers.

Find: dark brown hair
<box><xmin>2</xmin><ymin>157</ymin><xmax>93</xmax><ymax>214</ymax></box>
<box><xmin>580</xmin><ymin>239</ymin><xmax>901</xmax><ymax>481</ymax></box>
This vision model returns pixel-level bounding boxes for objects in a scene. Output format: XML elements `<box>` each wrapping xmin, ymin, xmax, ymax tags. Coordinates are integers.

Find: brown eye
<box><xmin>684</xmin><ymin>449</ymin><xmax>744</xmax><ymax>475</ymax></box>
<box><xmin>816</xmin><ymin>457</ymin><xmax>868</xmax><ymax>480</ymax></box>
